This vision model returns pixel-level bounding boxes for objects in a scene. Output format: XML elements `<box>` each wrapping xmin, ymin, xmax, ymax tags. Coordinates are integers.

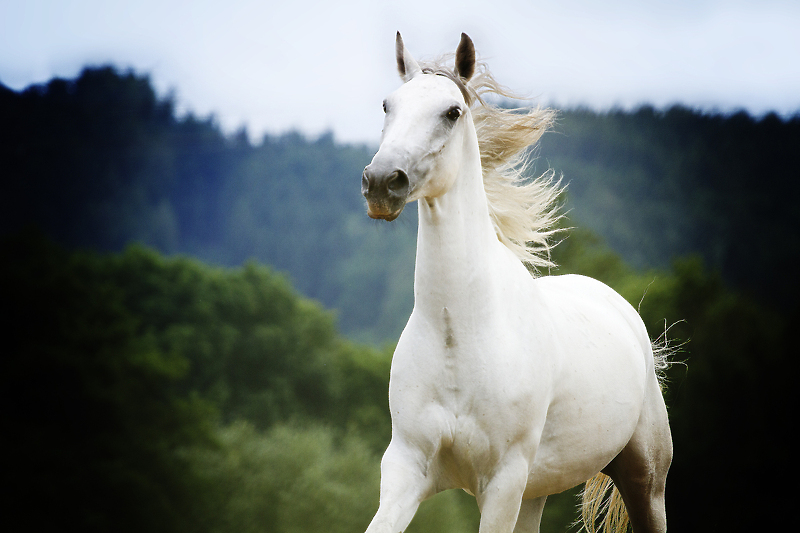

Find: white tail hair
<box><xmin>580</xmin><ymin>473</ymin><xmax>629</xmax><ymax>533</ymax></box>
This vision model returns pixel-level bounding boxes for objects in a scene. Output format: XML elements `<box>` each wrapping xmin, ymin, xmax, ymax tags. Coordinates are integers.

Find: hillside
<box><xmin>539</xmin><ymin>105</ymin><xmax>800</xmax><ymax>309</ymax></box>
<box><xmin>3</xmin><ymin>67</ymin><xmax>797</xmax><ymax>343</ymax></box>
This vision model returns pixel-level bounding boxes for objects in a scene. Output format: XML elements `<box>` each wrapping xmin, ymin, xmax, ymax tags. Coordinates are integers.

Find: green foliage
<box><xmin>4</xmin><ymin>67</ymin><xmax>796</xmax><ymax>532</ymax></box>
<box><xmin>652</xmin><ymin>258</ymin><xmax>792</xmax><ymax>532</ymax></box>
<box><xmin>101</xmin><ymin>245</ymin><xmax>342</xmax><ymax>428</ymax></box>
<box><xmin>2</xmin><ymin>231</ymin><xmax>488</xmax><ymax>533</ymax></box>
<box><xmin>8</xmin><ymin>68</ymin><xmax>797</xmax><ymax>344</ymax></box>
<box><xmin>4</xmin><ymin>232</ymin><xmax>219</xmax><ymax>533</ymax></box>
<box><xmin>186</xmin><ymin>422</ymin><xmax>380</xmax><ymax>533</ymax></box>
<box><xmin>538</xmin><ymin>106</ymin><xmax>800</xmax><ymax>311</ymax></box>
<box><xmin>6</xmin><ymin>223</ymin><xmax>792</xmax><ymax>532</ymax></box>
<box><xmin>554</xmin><ymin>229</ymin><xmax>793</xmax><ymax>531</ymax></box>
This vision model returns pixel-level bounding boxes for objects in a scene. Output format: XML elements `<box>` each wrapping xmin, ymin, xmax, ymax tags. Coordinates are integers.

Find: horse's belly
<box><xmin>430</xmin><ymin>393</ymin><xmax>639</xmax><ymax>498</ymax></box>
<box><xmin>524</xmin><ymin>401</ymin><xmax>639</xmax><ymax>496</ymax></box>
<box><xmin>523</xmin><ymin>359</ymin><xmax>645</xmax><ymax>496</ymax></box>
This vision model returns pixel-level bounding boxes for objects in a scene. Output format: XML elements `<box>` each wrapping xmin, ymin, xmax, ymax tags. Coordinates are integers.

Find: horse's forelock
<box><xmin>420</xmin><ymin>67</ymin><xmax>473</xmax><ymax>106</ymax></box>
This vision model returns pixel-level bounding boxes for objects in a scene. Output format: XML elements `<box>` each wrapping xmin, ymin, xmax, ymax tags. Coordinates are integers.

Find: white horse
<box><xmin>360</xmin><ymin>33</ymin><xmax>672</xmax><ymax>533</ymax></box>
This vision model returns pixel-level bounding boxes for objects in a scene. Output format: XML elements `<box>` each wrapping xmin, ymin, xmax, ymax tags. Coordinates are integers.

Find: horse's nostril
<box><xmin>361</xmin><ymin>171</ymin><xmax>370</xmax><ymax>195</ymax></box>
<box><xmin>387</xmin><ymin>170</ymin><xmax>409</xmax><ymax>193</ymax></box>
<box><xmin>362</xmin><ymin>165</ymin><xmax>409</xmax><ymax>202</ymax></box>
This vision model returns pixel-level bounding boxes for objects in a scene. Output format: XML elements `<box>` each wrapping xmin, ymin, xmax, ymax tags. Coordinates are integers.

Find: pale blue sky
<box><xmin>2</xmin><ymin>0</ymin><xmax>798</xmax><ymax>143</ymax></box>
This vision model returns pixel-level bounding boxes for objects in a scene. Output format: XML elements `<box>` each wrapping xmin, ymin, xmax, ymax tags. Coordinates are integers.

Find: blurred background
<box><xmin>2</xmin><ymin>1</ymin><xmax>797</xmax><ymax>532</ymax></box>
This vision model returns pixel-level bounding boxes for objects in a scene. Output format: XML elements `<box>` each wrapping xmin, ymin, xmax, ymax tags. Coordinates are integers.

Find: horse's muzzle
<box><xmin>361</xmin><ymin>166</ymin><xmax>410</xmax><ymax>221</ymax></box>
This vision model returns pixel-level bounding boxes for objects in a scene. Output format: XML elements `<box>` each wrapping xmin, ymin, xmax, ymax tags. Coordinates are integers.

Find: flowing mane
<box><xmin>420</xmin><ymin>56</ymin><xmax>563</xmax><ymax>272</ymax></box>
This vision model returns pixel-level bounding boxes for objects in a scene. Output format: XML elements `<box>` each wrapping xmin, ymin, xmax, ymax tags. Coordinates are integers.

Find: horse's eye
<box><xmin>445</xmin><ymin>106</ymin><xmax>462</xmax><ymax>121</ymax></box>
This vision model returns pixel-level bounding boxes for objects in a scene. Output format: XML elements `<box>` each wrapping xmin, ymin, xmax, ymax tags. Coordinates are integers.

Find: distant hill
<box><xmin>538</xmin><ymin>105</ymin><xmax>800</xmax><ymax>310</ymax></box>
<box><xmin>3</xmin><ymin>66</ymin><xmax>798</xmax><ymax>341</ymax></box>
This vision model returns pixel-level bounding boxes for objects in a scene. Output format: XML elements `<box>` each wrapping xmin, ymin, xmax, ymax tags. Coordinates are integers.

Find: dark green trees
<box><xmin>3</xmin><ymin>234</ymin><xmax>398</xmax><ymax>532</ymax></box>
<box><xmin>3</xmin><ymin>66</ymin><xmax>796</xmax><ymax>532</ymax></box>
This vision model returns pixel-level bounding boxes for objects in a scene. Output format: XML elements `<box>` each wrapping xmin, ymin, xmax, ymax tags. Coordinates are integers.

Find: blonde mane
<box><xmin>420</xmin><ymin>57</ymin><xmax>563</xmax><ymax>273</ymax></box>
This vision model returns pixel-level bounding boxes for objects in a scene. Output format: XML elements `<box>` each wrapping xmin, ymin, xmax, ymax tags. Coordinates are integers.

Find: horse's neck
<box><xmin>413</xmin><ymin>134</ymin><xmax>502</xmax><ymax>316</ymax></box>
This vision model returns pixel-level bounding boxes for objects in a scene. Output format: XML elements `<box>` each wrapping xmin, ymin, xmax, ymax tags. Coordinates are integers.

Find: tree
<box><xmin>3</xmin><ymin>232</ymin><xmax>219</xmax><ymax>533</ymax></box>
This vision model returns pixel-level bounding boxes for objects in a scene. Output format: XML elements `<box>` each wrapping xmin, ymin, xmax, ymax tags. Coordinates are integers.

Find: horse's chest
<box><xmin>391</xmin><ymin>330</ymin><xmax>541</xmax><ymax>436</ymax></box>
<box><xmin>432</xmin><ymin>405</ymin><xmax>536</xmax><ymax>494</ymax></box>
<box><xmin>435</xmin><ymin>413</ymin><xmax>492</xmax><ymax>489</ymax></box>
<box><xmin>391</xmin><ymin>317</ymin><xmax>545</xmax><ymax>490</ymax></box>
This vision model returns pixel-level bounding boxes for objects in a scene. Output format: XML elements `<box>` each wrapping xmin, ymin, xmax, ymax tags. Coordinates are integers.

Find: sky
<box><xmin>1</xmin><ymin>0</ymin><xmax>798</xmax><ymax>144</ymax></box>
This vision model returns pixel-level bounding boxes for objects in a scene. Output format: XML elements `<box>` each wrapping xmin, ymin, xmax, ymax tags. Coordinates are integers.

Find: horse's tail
<box><xmin>579</xmin><ymin>472</ymin><xmax>629</xmax><ymax>533</ymax></box>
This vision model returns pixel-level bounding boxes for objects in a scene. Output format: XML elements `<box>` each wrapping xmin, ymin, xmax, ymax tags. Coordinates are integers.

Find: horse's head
<box><xmin>362</xmin><ymin>32</ymin><xmax>477</xmax><ymax>221</ymax></box>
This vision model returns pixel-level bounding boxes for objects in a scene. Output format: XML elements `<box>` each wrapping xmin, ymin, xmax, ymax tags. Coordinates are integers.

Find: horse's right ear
<box><xmin>396</xmin><ymin>32</ymin><xmax>421</xmax><ymax>82</ymax></box>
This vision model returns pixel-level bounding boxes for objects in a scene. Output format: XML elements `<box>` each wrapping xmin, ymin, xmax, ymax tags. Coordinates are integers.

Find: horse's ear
<box><xmin>396</xmin><ymin>32</ymin><xmax>421</xmax><ymax>82</ymax></box>
<box><xmin>455</xmin><ymin>33</ymin><xmax>475</xmax><ymax>82</ymax></box>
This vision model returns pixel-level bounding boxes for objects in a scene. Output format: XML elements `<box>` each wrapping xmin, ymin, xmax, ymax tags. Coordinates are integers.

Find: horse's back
<box><xmin>531</xmin><ymin>273</ymin><xmax>654</xmax><ymax>394</ymax></box>
<box><xmin>532</xmin><ymin>273</ymin><xmax>653</xmax><ymax>371</ymax></box>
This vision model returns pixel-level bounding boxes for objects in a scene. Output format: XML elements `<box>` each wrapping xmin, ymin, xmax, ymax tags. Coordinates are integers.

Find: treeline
<box><xmin>550</xmin><ymin>230</ymin><xmax>792</xmax><ymax>531</ymax></box>
<box><xmin>3</xmin><ymin>66</ymin><xmax>798</xmax><ymax>342</ymax></box>
<box><xmin>4</xmin><ymin>231</ymin><xmax>791</xmax><ymax>532</ymax></box>
<box><xmin>1</xmin><ymin>66</ymin><xmax>404</xmax><ymax>342</ymax></box>
<box><xmin>538</xmin><ymin>105</ymin><xmax>800</xmax><ymax>311</ymax></box>
<box><xmin>5</xmin><ymin>233</ymin><xmax>481</xmax><ymax>533</ymax></box>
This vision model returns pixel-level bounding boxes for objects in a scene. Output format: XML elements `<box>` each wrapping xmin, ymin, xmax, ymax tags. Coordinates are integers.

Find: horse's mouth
<box><xmin>367</xmin><ymin>204</ymin><xmax>404</xmax><ymax>221</ymax></box>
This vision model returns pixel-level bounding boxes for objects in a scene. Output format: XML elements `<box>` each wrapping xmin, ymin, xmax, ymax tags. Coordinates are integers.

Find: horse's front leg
<box><xmin>365</xmin><ymin>439</ymin><xmax>432</xmax><ymax>533</ymax></box>
<box><xmin>477</xmin><ymin>453</ymin><xmax>529</xmax><ymax>533</ymax></box>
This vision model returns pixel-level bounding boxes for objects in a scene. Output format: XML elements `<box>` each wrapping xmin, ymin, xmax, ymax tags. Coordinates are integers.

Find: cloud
<box><xmin>2</xmin><ymin>0</ymin><xmax>797</xmax><ymax>143</ymax></box>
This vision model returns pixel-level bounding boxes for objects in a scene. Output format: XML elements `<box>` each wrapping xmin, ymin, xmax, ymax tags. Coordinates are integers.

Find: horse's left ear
<box><xmin>455</xmin><ymin>33</ymin><xmax>475</xmax><ymax>82</ymax></box>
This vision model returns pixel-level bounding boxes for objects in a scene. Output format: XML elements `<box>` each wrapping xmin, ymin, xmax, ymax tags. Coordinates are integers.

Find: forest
<box><xmin>2</xmin><ymin>66</ymin><xmax>797</xmax><ymax>532</ymax></box>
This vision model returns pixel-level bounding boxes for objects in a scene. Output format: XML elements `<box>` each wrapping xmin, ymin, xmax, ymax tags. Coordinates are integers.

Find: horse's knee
<box><xmin>476</xmin><ymin>457</ymin><xmax>529</xmax><ymax>533</ymax></box>
<box><xmin>512</xmin><ymin>497</ymin><xmax>547</xmax><ymax>533</ymax></box>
